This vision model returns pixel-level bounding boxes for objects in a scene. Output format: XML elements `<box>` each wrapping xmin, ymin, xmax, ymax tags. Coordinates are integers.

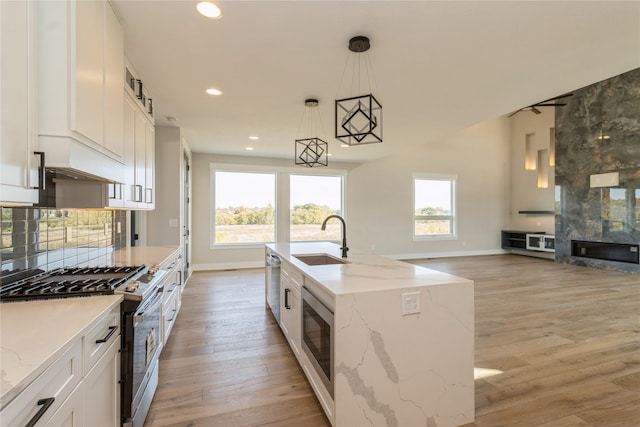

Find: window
<box><xmin>414</xmin><ymin>175</ymin><xmax>456</xmax><ymax>238</ymax></box>
<box><xmin>213</xmin><ymin>171</ymin><xmax>275</xmax><ymax>244</ymax></box>
<box><xmin>290</xmin><ymin>175</ymin><xmax>343</xmax><ymax>241</ymax></box>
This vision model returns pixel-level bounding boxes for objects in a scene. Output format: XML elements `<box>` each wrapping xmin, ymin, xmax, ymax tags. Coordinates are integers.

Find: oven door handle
<box><xmin>133</xmin><ymin>292</ymin><xmax>163</xmax><ymax>326</ymax></box>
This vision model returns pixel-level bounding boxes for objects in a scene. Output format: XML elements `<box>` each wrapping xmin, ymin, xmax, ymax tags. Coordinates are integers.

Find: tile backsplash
<box><xmin>1</xmin><ymin>208</ymin><xmax>127</xmax><ymax>281</ymax></box>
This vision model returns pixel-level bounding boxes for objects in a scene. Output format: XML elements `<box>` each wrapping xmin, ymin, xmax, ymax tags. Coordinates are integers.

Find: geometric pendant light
<box><xmin>335</xmin><ymin>36</ymin><xmax>383</xmax><ymax>146</ymax></box>
<box><xmin>295</xmin><ymin>99</ymin><xmax>329</xmax><ymax>167</ymax></box>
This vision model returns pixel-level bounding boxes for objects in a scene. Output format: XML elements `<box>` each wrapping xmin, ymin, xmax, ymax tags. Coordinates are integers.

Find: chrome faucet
<box><xmin>321</xmin><ymin>215</ymin><xmax>349</xmax><ymax>258</ymax></box>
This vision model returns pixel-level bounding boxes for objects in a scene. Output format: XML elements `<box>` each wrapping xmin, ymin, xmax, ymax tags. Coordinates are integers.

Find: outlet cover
<box><xmin>402</xmin><ymin>292</ymin><xmax>421</xmax><ymax>315</ymax></box>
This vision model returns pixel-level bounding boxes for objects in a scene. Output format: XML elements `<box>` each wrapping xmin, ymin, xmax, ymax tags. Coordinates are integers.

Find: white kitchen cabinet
<box><xmin>43</xmin><ymin>383</ymin><xmax>84</xmax><ymax>427</ymax></box>
<box><xmin>161</xmin><ymin>252</ymin><xmax>183</xmax><ymax>345</ymax></box>
<box><xmin>280</xmin><ymin>260</ymin><xmax>301</xmax><ymax>359</ymax></box>
<box><xmin>37</xmin><ymin>0</ymin><xmax>125</xmax><ymax>183</ymax></box>
<box><xmin>144</xmin><ymin>121</ymin><xmax>155</xmax><ymax>207</ymax></box>
<box><xmin>0</xmin><ymin>341</ymin><xmax>83</xmax><ymax>426</ymax></box>
<box><xmin>0</xmin><ymin>302</ymin><xmax>121</xmax><ymax>427</ymax></box>
<box><xmin>82</xmin><ymin>339</ymin><xmax>120</xmax><ymax>427</ymax></box>
<box><xmin>122</xmin><ymin>90</ymin><xmax>155</xmax><ymax>210</ymax></box>
<box><xmin>0</xmin><ymin>0</ymin><xmax>39</xmax><ymax>205</ymax></box>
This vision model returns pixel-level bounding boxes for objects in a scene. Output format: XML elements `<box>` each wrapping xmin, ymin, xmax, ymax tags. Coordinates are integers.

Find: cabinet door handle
<box><xmin>137</xmin><ymin>79</ymin><xmax>143</xmax><ymax>100</ymax></box>
<box><xmin>148</xmin><ymin>98</ymin><xmax>153</xmax><ymax>115</ymax></box>
<box><xmin>284</xmin><ymin>288</ymin><xmax>291</xmax><ymax>310</ymax></box>
<box><xmin>167</xmin><ymin>309</ymin><xmax>177</xmax><ymax>322</ymax></box>
<box><xmin>32</xmin><ymin>151</ymin><xmax>46</xmax><ymax>190</ymax></box>
<box><xmin>95</xmin><ymin>325</ymin><xmax>118</xmax><ymax>344</ymax></box>
<box><xmin>25</xmin><ymin>397</ymin><xmax>55</xmax><ymax>427</ymax></box>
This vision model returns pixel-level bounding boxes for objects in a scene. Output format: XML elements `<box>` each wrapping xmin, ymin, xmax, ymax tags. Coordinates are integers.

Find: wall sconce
<box><xmin>295</xmin><ymin>99</ymin><xmax>328</xmax><ymax>167</ymax></box>
<box><xmin>335</xmin><ymin>36</ymin><xmax>383</xmax><ymax>146</ymax></box>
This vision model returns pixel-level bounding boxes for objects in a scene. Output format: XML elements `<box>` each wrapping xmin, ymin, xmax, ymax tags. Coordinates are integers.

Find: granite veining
<box><xmin>555</xmin><ymin>67</ymin><xmax>640</xmax><ymax>273</ymax></box>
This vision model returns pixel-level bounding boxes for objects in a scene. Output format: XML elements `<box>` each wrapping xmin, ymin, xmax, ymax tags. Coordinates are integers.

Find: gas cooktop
<box><xmin>0</xmin><ymin>266</ymin><xmax>148</xmax><ymax>302</ymax></box>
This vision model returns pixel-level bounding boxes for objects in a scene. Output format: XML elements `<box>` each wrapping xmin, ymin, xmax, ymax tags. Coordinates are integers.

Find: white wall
<box><xmin>191</xmin><ymin>117</ymin><xmax>512</xmax><ymax>269</ymax></box>
<box><xmin>191</xmin><ymin>154</ymin><xmax>358</xmax><ymax>270</ymax></box>
<box><xmin>507</xmin><ymin>108</ymin><xmax>555</xmax><ymax>233</ymax></box>
<box><xmin>348</xmin><ymin>117</ymin><xmax>511</xmax><ymax>259</ymax></box>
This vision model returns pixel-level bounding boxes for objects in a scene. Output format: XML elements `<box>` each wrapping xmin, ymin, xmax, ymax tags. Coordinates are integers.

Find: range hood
<box><xmin>35</xmin><ymin>135</ymin><xmax>126</xmax><ymax>208</ymax></box>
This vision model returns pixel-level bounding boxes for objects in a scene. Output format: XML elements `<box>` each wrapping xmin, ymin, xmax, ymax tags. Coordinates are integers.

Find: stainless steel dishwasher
<box><xmin>265</xmin><ymin>250</ymin><xmax>281</xmax><ymax>323</ymax></box>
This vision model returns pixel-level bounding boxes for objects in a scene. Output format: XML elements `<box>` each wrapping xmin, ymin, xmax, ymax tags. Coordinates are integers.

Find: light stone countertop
<box><xmin>0</xmin><ymin>295</ymin><xmax>123</xmax><ymax>409</ymax></box>
<box><xmin>0</xmin><ymin>245</ymin><xmax>180</xmax><ymax>410</ymax></box>
<box><xmin>266</xmin><ymin>241</ymin><xmax>472</xmax><ymax>295</ymax></box>
<box><xmin>109</xmin><ymin>245</ymin><xmax>181</xmax><ymax>269</ymax></box>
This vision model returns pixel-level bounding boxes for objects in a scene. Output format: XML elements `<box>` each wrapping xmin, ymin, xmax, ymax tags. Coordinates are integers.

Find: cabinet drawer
<box><xmin>1</xmin><ymin>341</ymin><xmax>82</xmax><ymax>427</ymax></box>
<box><xmin>82</xmin><ymin>304</ymin><xmax>120</xmax><ymax>376</ymax></box>
<box><xmin>281</xmin><ymin>261</ymin><xmax>303</xmax><ymax>289</ymax></box>
<box><xmin>162</xmin><ymin>289</ymin><xmax>179</xmax><ymax>344</ymax></box>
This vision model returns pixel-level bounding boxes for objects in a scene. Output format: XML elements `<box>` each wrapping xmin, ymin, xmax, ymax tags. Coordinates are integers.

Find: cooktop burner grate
<box><xmin>0</xmin><ymin>265</ymin><xmax>147</xmax><ymax>302</ymax></box>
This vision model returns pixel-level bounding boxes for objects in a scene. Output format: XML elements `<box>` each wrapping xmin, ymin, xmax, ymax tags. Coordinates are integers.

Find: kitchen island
<box><xmin>266</xmin><ymin>242</ymin><xmax>474</xmax><ymax>427</ymax></box>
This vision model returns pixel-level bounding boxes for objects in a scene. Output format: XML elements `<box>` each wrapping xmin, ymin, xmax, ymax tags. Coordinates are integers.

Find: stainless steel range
<box><xmin>0</xmin><ymin>264</ymin><xmax>166</xmax><ymax>427</ymax></box>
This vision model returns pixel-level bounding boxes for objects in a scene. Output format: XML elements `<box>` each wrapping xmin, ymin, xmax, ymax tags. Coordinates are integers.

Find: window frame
<box><xmin>412</xmin><ymin>173</ymin><xmax>458</xmax><ymax>241</ymax></box>
<box><xmin>210</xmin><ymin>163</ymin><xmax>347</xmax><ymax>248</ymax></box>
<box><xmin>289</xmin><ymin>173</ymin><xmax>345</xmax><ymax>243</ymax></box>
<box><xmin>210</xmin><ymin>165</ymin><xmax>277</xmax><ymax>248</ymax></box>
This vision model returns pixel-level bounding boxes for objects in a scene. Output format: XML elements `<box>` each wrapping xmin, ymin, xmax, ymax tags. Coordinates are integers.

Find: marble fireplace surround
<box><xmin>555</xmin><ymin>67</ymin><xmax>640</xmax><ymax>274</ymax></box>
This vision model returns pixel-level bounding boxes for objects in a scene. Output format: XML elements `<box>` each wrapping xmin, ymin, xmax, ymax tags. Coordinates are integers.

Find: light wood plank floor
<box><xmin>144</xmin><ymin>255</ymin><xmax>639</xmax><ymax>427</ymax></box>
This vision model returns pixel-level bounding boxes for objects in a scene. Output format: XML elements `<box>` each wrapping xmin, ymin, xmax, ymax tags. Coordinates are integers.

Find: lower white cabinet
<box><xmin>279</xmin><ymin>262</ymin><xmax>301</xmax><ymax>358</ymax></box>
<box><xmin>43</xmin><ymin>381</ymin><xmax>84</xmax><ymax>427</ymax></box>
<box><xmin>0</xmin><ymin>341</ymin><xmax>82</xmax><ymax>426</ymax></box>
<box><xmin>160</xmin><ymin>251</ymin><xmax>183</xmax><ymax>346</ymax></box>
<box><xmin>0</xmin><ymin>304</ymin><xmax>121</xmax><ymax>427</ymax></box>
<box><xmin>82</xmin><ymin>339</ymin><xmax>120</xmax><ymax>426</ymax></box>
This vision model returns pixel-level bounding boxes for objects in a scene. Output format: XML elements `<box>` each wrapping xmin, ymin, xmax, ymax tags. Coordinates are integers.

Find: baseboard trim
<box><xmin>193</xmin><ymin>261</ymin><xmax>264</xmax><ymax>271</ymax></box>
<box><xmin>388</xmin><ymin>249</ymin><xmax>508</xmax><ymax>261</ymax></box>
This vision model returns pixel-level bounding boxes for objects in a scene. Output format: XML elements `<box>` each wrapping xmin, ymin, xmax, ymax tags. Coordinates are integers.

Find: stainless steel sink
<box><xmin>293</xmin><ymin>253</ymin><xmax>348</xmax><ymax>266</ymax></box>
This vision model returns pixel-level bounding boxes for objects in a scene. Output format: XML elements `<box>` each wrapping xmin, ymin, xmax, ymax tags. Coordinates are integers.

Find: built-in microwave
<box><xmin>301</xmin><ymin>287</ymin><xmax>334</xmax><ymax>398</ymax></box>
<box><xmin>526</xmin><ymin>233</ymin><xmax>555</xmax><ymax>252</ymax></box>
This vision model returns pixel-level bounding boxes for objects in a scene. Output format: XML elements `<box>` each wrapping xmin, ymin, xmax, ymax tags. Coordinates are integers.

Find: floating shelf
<box><xmin>518</xmin><ymin>210</ymin><xmax>554</xmax><ymax>215</ymax></box>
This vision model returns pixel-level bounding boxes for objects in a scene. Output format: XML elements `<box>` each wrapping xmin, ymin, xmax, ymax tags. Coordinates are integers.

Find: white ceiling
<box><xmin>111</xmin><ymin>1</ymin><xmax>640</xmax><ymax>164</ymax></box>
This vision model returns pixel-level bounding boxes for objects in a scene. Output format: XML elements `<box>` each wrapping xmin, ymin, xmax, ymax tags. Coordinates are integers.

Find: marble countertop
<box><xmin>265</xmin><ymin>242</ymin><xmax>472</xmax><ymax>295</ymax></box>
<box><xmin>110</xmin><ymin>245</ymin><xmax>181</xmax><ymax>269</ymax></box>
<box><xmin>0</xmin><ymin>295</ymin><xmax>123</xmax><ymax>409</ymax></box>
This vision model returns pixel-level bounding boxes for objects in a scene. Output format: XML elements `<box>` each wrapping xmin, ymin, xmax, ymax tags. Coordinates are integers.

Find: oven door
<box><xmin>301</xmin><ymin>287</ymin><xmax>334</xmax><ymax>398</ymax></box>
<box><xmin>122</xmin><ymin>290</ymin><xmax>163</xmax><ymax>424</ymax></box>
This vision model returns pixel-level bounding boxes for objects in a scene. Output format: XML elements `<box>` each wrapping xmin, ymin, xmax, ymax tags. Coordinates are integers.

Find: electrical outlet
<box><xmin>402</xmin><ymin>292</ymin><xmax>421</xmax><ymax>315</ymax></box>
<box><xmin>168</xmin><ymin>219</ymin><xmax>178</xmax><ymax>227</ymax></box>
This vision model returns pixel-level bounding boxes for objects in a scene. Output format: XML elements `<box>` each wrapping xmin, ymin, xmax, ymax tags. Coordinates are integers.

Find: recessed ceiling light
<box><xmin>196</xmin><ymin>2</ymin><xmax>222</xmax><ymax>19</ymax></box>
<box><xmin>249</xmin><ymin>136</ymin><xmax>259</xmax><ymax>140</ymax></box>
<box><xmin>327</xmin><ymin>153</ymin><xmax>333</xmax><ymax>157</ymax></box>
<box><xmin>340</xmin><ymin>144</ymin><xmax>349</xmax><ymax>148</ymax></box>
<box><xmin>206</xmin><ymin>88</ymin><xmax>223</xmax><ymax>96</ymax></box>
<box><xmin>245</xmin><ymin>147</ymin><xmax>254</xmax><ymax>151</ymax></box>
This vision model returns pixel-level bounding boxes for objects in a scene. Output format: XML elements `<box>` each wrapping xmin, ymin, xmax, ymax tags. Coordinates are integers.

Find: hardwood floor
<box><xmin>144</xmin><ymin>255</ymin><xmax>639</xmax><ymax>427</ymax></box>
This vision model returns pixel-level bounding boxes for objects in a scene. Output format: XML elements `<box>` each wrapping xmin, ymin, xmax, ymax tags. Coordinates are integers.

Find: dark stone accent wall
<box><xmin>555</xmin><ymin>67</ymin><xmax>640</xmax><ymax>273</ymax></box>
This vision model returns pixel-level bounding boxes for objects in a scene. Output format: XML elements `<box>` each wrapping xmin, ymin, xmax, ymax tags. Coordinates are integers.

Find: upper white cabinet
<box><xmin>123</xmin><ymin>88</ymin><xmax>155</xmax><ymax>210</ymax></box>
<box><xmin>0</xmin><ymin>1</ymin><xmax>39</xmax><ymax>205</ymax></box>
<box><xmin>37</xmin><ymin>0</ymin><xmax>125</xmax><ymax>183</ymax></box>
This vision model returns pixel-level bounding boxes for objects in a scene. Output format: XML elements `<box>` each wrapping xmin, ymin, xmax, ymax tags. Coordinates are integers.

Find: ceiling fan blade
<box><xmin>531</xmin><ymin>107</ymin><xmax>542</xmax><ymax>114</ymax></box>
<box><xmin>507</xmin><ymin>110</ymin><xmax>520</xmax><ymax>118</ymax></box>
<box><xmin>534</xmin><ymin>102</ymin><xmax>567</xmax><ymax>107</ymax></box>
<box><xmin>537</xmin><ymin>93</ymin><xmax>574</xmax><ymax>104</ymax></box>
